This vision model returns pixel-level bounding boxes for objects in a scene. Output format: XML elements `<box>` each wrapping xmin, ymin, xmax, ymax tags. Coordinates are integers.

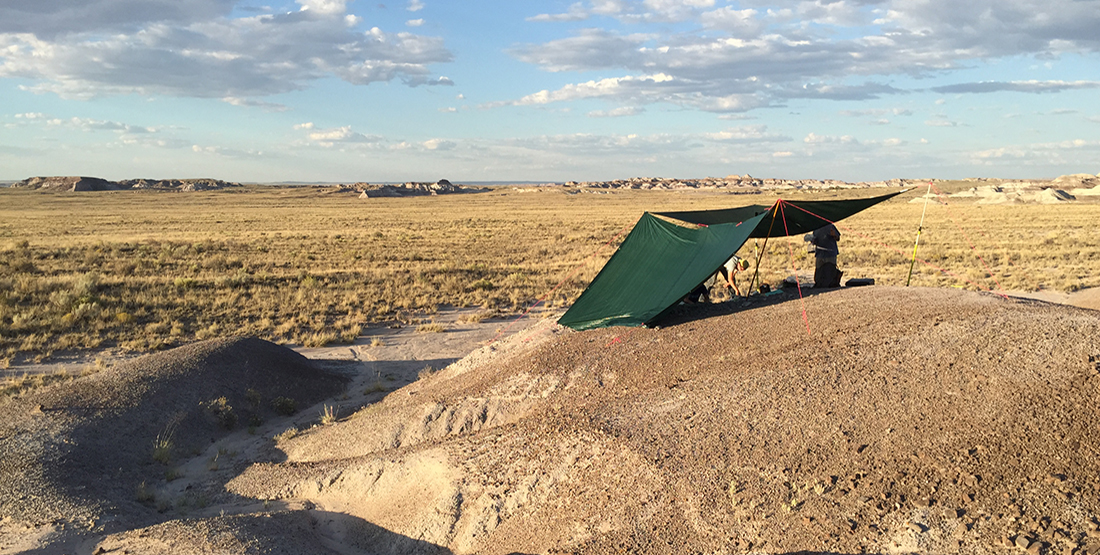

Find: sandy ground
<box><xmin>3</xmin><ymin>289</ymin><xmax>1100</xmax><ymax>554</ymax></box>
<box><xmin>1006</xmin><ymin>287</ymin><xmax>1100</xmax><ymax>312</ymax></box>
<box><xmin>0</xmin><ymin>309</ymin><xmax>558</xmax><ymax>555</ymax></box>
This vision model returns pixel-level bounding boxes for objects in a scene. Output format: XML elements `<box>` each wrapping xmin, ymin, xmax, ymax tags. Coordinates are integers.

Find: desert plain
<box><xmin>2</xmin><ymin>178</ymin><xmax>1100</xmax><ymax>554</ymax></box>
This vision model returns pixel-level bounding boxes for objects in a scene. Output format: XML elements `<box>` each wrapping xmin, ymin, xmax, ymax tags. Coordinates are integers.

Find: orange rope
<box><xmin>779</xmin><ymin>201</ymin><xmax>812</xmax><ymax>337</ymax></box>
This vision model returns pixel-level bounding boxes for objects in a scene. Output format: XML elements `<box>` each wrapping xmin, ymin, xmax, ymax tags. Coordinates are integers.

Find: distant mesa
<box><xmin>562</xmin><ymin>175</ymin><xmax>926</xmax><ymax>192</ymax></box>
<box><xmin>909</xmin><ymin>173</ymin><xmax>1098</xmax><ymax>205</ymax></box>
<box><xmin>13</xmin><ymin>176</ymin><xmax>242</xmax><ymax>192</ymax></box>
<box><xmin>356</xmin><ymin>179</ymin><xmax>487</xmax><ymax>198</ymax></box>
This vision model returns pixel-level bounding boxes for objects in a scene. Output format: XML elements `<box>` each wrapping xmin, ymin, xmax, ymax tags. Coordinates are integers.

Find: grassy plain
<box><xmin>1</xmin><ymin>184</ymin><xmax>1097</xmax><ymax>365</ymax></box>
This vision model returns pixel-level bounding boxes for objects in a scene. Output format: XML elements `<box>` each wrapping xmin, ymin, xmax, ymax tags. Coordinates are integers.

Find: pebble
<box><xmin>1015</xmin><ymin>536</ymin><xmax>1032</xmax><ymax>549</ymax></box>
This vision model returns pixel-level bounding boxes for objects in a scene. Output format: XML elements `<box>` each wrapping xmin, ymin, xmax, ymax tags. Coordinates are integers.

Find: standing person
<box><xmin>812</xmin><ymin>223</ymin><xmax>842</xmax><ymax>288</ymax></box>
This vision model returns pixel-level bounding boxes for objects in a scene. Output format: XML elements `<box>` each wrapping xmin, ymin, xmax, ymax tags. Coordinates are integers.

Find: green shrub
<box><xmin>271</xmin><ymin>396</ymin><xmax>297</xmax><ymax>415</ymax></box>
<box><xmin>204</xmin><ymin>397</ymin><xmax>237</xmax><ymax>429</ymax></box>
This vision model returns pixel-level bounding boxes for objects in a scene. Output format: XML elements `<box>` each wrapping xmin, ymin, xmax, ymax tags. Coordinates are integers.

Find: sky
<box><xmin>1</xmin><ymin>0</ymin><xmax>1099</xmax><ymax>183</ymax></box>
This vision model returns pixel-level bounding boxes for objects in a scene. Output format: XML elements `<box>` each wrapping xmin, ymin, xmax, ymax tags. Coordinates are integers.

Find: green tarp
<box><xmin>558</xmin><ymin>191</ymin><xmax>904</xmax><ymax>330</ymax></box>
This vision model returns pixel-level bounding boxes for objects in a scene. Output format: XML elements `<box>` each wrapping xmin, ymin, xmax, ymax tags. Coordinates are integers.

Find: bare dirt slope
<box><xmin>0</xmin><ymin>337</ymin><xmax>347</xmax><ymax>552</ymax></box>
<box><xmin>227</xmin><ymin>286</ymin><xmax>1099</xmax><ymax>555</ymax></box>
<box><xmin>4</xmin><ymin>288</ymin><xmax>1100</xmax><ymax>555</ymax></box>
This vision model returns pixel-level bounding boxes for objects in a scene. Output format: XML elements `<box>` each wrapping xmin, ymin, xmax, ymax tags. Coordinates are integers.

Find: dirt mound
<box><xmin>220</xmin><ymin>287</ymin><xmax>1100</xmax><ymax>554</ymax></box>
<box><xmin>6</xmin><ymin>290</ymin><xmax>1100</xmax><ymax>554</ymax></box>
<box><xmin>0</xmin><ymin>337</ymin><xmax>346</xmax><ymax>531</ymax></box>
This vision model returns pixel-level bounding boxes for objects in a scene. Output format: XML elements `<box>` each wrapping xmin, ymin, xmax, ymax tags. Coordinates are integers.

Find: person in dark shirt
<box><xmin>812</xmin><ymin>223</ymin><xmax>841</xmax><ymax>288</ymax></box>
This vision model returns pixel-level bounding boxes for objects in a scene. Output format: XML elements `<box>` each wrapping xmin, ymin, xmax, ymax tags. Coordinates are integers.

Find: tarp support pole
<box><xmin>747</xmin><ymin>201</ymin><xmax>781</xmax><ymax>294</ymax></box>
<box><xmin>906</xmin><ymin>181</ymin><xmax>933</xmax><ymax>286</ymax></box>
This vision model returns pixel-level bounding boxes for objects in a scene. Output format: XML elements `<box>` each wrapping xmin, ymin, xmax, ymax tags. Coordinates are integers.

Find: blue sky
<box><xmin>2</xmin><ymin>0</ymin><xmax>1098</xmax><ymax>183</ymax></box>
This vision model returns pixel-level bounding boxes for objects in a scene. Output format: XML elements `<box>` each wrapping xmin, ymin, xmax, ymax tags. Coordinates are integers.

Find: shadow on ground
<box><xmin>653</xmin><ymin>285</ymin><xmax>847</xmax><ymax>328</ymax></box>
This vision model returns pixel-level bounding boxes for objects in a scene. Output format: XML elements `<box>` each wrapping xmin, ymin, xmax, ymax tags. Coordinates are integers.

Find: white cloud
<box><xmin>192</xmin><ymin>144</ymin><xmax>267</xmax><ymax>158</ymax></box>
<box><xmin>772</xmin><ymin>151</ymin><xmax>794</xmax><ymax>157</ymax></box>
<box><xmin>298</xmin><ymin>124</ymin><xmax>382</xmax><ymax>147</ymax></box>
<box><xmin>407</xmin><ymin>0</ymin><xmax>424</xmax><ymax>12</ymax></box>
<box><xmin>528</xmin><ymin>3</ymin><xmax>589</xmax><ymax>22</ymax></box>
<box><xmin>297</xmin><ymin>0</ymin><xmax>347</xmax><ymax>15</ymax></box>
<box><xmin>839</xmin><ymin>108</ymin><xmax>914</xmax><ymax>117</ymax></box>
<box><xmin>804</xmin><ymin>133</ymin><xmax>858</xmax><ymax>145</ymax></box>
<box><xmin>503</xmin><ymin>0</ymin><xmax>1100</xmax><ymax>115</ymax></box>
<box><xmin>924</xmin><ymin>120</ymin><xmax>959</xmax><ymax>127</ymax></box>
<box><xmin>699</xmin><ymin>7</ymin><xmax>761</xmax><ymax>34</ymax></box>
<box><xmin>501</xmin><ymin>72</ymin><xmax>768</xmax><ymax>113</ymax></box>
<box><xmin>406</xmin><ymin>19</ymin><xmax>424</xmax><ymax>27</ymax></box>
<box><xmin>222</xmin><ymin>97</ymin><xmax>289</xmax><ymax>112</ymax></box>
<box><xmin>31</xmin><ymin>115</ymin><xmax>157</xmax><ymax>134</ymax></box>
<box><xmin>705</xmin><ymin>125</ymin><xmax>791</xmax><ymax>143</ymax></box>
<box><xmin>969</xmin><ymin>139</ymin><xmax>1100</xmax><ymax>166</ymax></box>
<box><xmin>0</xmin><ymin>2</ymin><xmax>454</xmax><ymax>99</ymax></box>
<box><xmin>439</xmin><ymin>107</ymin><xmax>457</xmax><ymax>113</ymax></box>
<box><xmin>423</xmin><ymin>138</ymin><xmax>455</xmax><ymax>150</ymax></box>
<box><xmin>587</xmin><ymin>106</ymin><xmax>644</xmax><ymax>117</ymax></box>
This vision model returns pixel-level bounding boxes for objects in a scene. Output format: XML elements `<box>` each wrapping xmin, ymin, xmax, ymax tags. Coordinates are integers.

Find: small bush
<box><xmin>204</xmin><ymin>397</ymin><xmax>237</xmax><ymax>429</ymax></box>
<box><xmin>135</xmin><ymin>481</ymin><xmax>155</xmax><ymax>503</ymax></box>
<box><xmin>245</xmin><ymin>388</ymin><xmax>262</xmax><ymax>410</ymax></box>
<box><xmin>271</xmin><ymin>396</ymin><xmax>297</xmax><ymax>415</ymax></box>
<box><xmin>416</xmin><ymin>323</ymin><xmax>446</xmax><ymax>333</ymax></box>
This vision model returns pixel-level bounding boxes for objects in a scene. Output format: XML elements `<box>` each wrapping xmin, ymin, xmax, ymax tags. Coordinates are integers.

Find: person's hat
<box><xmin>738</xmin><ymin>259</ymin><xmax>750</xmax><ymax>270</ymax></box>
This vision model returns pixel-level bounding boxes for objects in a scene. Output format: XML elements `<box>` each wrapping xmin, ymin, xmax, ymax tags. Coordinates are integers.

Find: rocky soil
<box><xmin>2</xmin><ymin>287</ymin><xmax>1100</xmax><ymax>555</ymax></box>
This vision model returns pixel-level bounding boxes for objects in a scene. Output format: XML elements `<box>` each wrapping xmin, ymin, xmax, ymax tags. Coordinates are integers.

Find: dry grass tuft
<box><xmin>152</xmin><ymin>426</ymin><xmax>175</xmax><ymax>465</ymax></box>
<box><xmin>274</xmin><ymin>427</ymin><xmax>299</xmax><ymax>442</ymax></box>
<box><xmin>320</xmin><ymin>404</ymin><xmax>338</xmax><ymax>425</ymax></box>
<box><xmin>417</xmin><ymin>365</ymin><xmax>438</xmax><ymax>380</ymax></box>
<box><xmin>415</xmin><ymin>322</ymin><xmax>446</xmax><ymax>333</ymax></box>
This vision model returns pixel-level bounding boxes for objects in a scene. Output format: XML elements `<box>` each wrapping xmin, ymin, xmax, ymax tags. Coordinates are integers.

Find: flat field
<box><xmin>1</xmin><ymin>184</ymin><xmax>1097</xmax><ymax>364</ymax></box>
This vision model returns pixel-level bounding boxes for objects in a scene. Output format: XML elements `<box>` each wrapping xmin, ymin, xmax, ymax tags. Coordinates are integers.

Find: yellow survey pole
<box><xmin>906</xmin><ymin>181</ymin><xmax>933</xmax><ymax>286</ymax></box>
